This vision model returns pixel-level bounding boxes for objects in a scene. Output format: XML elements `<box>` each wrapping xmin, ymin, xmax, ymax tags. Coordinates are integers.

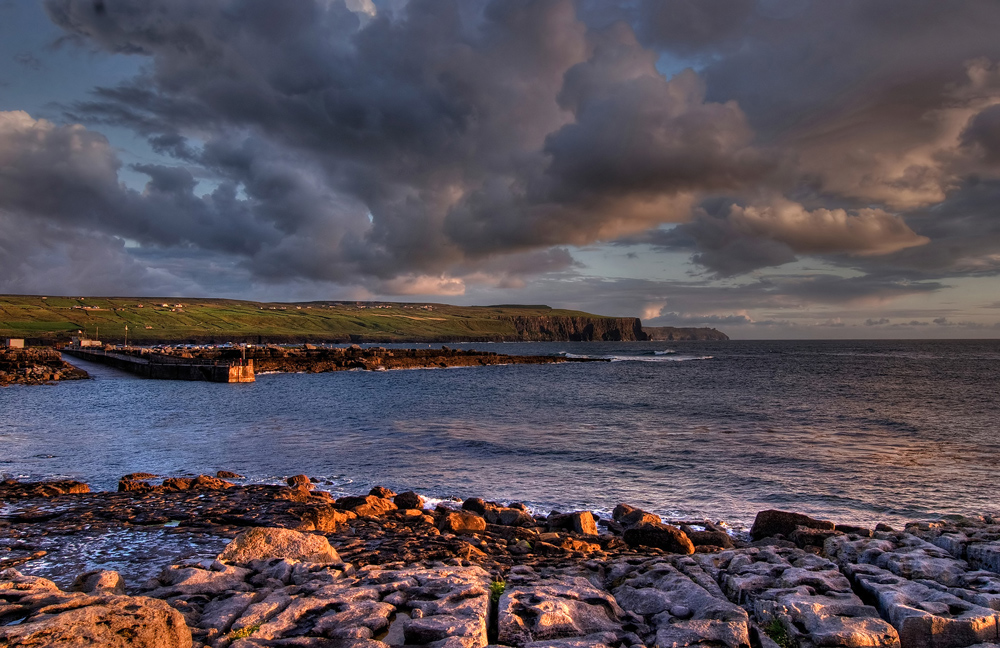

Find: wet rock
<box><xmin>487</xmin><ymin>507</ymin><xmax>536</xmax><ymax>527</ymax></box>
<box><xmin>72</xmin><ymin>569</ymin><xmax>126</xmax><ymax>594</ymax></box>
<box><xmin>439</xmin><ymin>512</ymin><xmax>487</xmax><ymax>535</ymax></box>
<box><xmin>218</xmin><ymin>470</ymin><xmax>245</xmax><ymax>479</ymax></box>
<box><xmin>836</xmin><ymin>524</ymin><xmax>874</xmax><ymax>537</ymax></box>
<box><xmin>750</xmin><ymin>510</ymin><xmax>835</xmax><ymax>540</ymax></box>
<box><xmin>394</xmin><ymin>491</ymin><xmax>425</xmax><ymax>510</ymax></box>
<box><xmin>623</xmin><ymin>523</ymin><xmax>695</xmax><ymax>554</ymax></box>
<box><xmin>0</xmin><ymin>569</ymin><xmax>191</xmax><ymax>648</ymax></box>
<box><xmin>547</xmin><ymin>512</ymin><xmax>598</xmax><ymax>536</ymax></box>
<box><xmin>287</xmin><ymin>474</ymin><xmax>312</xmax><ymax>488</ymax></box>
<box><xmin>462</xmin><ymin>498</ymin><xmax>492</xmax><ymax>515</ymax></box>
<box><xmin>218</xmin><ymin>527</ymin><xmax>342</xmax><ymax>565</ymax></box>
<box><xmin>789</xmin><ymin>526</ymin><xmax>843</xmax><ymax>549</ymax></box>
<box><xmin>683</xmin><ymin>525</ymin><xmax>735</xmax><ymax>550</ymax></box>
<box><xmin>613</xmin><ymin>504</ymin><xmax>662</xmax><ymax>529</ymax></box>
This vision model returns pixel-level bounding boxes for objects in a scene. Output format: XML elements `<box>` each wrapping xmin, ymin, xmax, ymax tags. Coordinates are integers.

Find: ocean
<box><xmin>1</xmin><ymin>339</ymin><xmax>997</xmax><ymax>529</ymax></box>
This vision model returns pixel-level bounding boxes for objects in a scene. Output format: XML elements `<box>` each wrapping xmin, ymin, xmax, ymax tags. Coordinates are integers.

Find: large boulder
<box><xmin>750</xmin><ymin>509</ymin><xmax>835</xmax><ymax>540</ymax></box>
<box><xmin>296</xmin><ymin>505</ymin><xmax>357</xmax><ymax>532</ymax></box>
<box><xmin>287</xmin><ymin>474</ymin><xmax>311</xmax><ymax>488</ymax></box>
<box><xmin>336</xmin><ymin>495</ymin><xmax>398</xmax><ymax>517</ymax></box>
<box><xmin>0</xmin><ymin>569</ymin><xmax>191</xmax><ymax>648</ymax></box>
<box><xmin>217</xmin><ymin>527</ymin><xmax>341</xmax><ymax>564</ymax></box>
<box><xmin>394</xmin><ymin>491</ymin><xmax>425</xmax><ymax>510</ymax></box>
<box><xmin>369</xmin><ymin>485</ymin><xmax>396</xmax><ymax>498</ymax></box>
<box><xmin>438</xmin><ymin>511</ymin><xmax>487</xmax><ymax>535</ymax></box>
<box><xmin>490</xmin><ymin>507</ymin><xmax>535</xmax><ymax>527</ymax></box>
<box><xmin>623</xmin><ymin>522</ymin><xmax>695</xmax><ymax>554</ymax></box>
<box><xmin>462</xmin><ymin>497</ymin><xmax>494</xmax><ymax>515</ymax></box>
<box><xmin>547</xmin><ymin>511</ymin><xmax>598</xmax><ymax>535</ymax></box>
<box><xmin>613</xmin><ymin>504</ymin><xmax>661</xmax><ymax>528</ymax></box>
<box><xmin>72</xmin><ymin>569</ymin><xmax>126</xmax><ymax>595</ymax></box>
<box><xmin>161</xmin><ymin>477</ymin><xmax>193</xmax><ymax>491</ymax></box>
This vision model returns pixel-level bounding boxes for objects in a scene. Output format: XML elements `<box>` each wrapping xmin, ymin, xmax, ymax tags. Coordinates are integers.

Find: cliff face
<box><xmin>501</xmin><ymin>316</ymin><xmax>647</xmax><ymax>341</ymax></box>
<box><xmin>643</xmin><ymin>326</ymin><xmax>729</xmax><ymax>341</ymax></box>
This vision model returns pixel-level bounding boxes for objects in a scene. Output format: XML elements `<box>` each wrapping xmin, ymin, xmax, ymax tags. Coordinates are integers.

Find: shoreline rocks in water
<box><xmin>0</xmin><ymin>347</ymin><xmax>89</xmax><ymax>386</ymax></box>
<box><xmin>2</xmin><ymin>478</ymin><xmax>999</xmax><ymax>648</ymax></box>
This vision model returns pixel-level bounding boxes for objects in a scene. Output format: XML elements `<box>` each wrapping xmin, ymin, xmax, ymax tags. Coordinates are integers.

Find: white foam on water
<box><xmin>561</xmin><ymin>352</ymin><xmax>711</xmax><ymax>362</ymax></box>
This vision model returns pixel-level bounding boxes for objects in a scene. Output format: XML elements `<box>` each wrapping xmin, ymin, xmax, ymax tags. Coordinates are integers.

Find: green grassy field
<box><xmin>0</xmin><ymin>295</ymin><xmax>617</xmax><ymax>344</ymax></box>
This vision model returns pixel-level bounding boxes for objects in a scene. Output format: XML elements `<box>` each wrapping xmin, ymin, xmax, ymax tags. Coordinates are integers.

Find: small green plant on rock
<box><xmin>228</xmin><ymin>624</ymin><xmax>261</xmax><ymax>640</ymax></box>
<box><xmin>489</xmin><ymin>579</ymin><xmax>506</xmax><ymax>603</ymax></box>
<box><xmin>764</xmin><ymin>619</ymin><xmax>795</xmax><ymax>648</ymax></box>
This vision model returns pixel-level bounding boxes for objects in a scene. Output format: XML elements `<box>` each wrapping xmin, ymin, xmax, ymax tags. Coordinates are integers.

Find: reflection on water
<box><xmin>0</xmin><ymin>340</ymin><xmax>998</xmax><ymax>528</ymax></box>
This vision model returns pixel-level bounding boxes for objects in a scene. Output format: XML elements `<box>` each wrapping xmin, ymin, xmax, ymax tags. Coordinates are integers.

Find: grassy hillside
<box><xmin>0</xmin><ymin>295</ymin><xmax>622</xmax><ymax>344</ymax></box>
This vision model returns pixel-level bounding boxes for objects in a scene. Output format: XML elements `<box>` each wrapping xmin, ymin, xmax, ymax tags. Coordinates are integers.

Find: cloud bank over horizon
<box><xmin>3</xmin><ymin>0</ymin><xmax>1000</xmax><ymax>337</ymax></box>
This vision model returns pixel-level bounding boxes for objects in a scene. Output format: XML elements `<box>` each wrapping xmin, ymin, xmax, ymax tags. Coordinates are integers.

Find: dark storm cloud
<box><xmin>635</xmin><ymin>0</ymin><xmax>755</xmax><ymax>57</ymax></box>
<box><xmin>619</xmin><ymin>0</ymin><xmax>1000</xmax><ymax>282</ymax></box>
<box><xmin>962</xmin><ymin>104</ymin><xmax>1000</xmax><ymax>166</ymax></box>
<box><xmin>27</xmin><ymin>0</ymin><xmax>769</xmax><ymax>294</ymax></box>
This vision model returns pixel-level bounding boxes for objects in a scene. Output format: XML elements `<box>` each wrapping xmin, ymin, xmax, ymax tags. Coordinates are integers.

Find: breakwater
<box><xmin>160</xmin><ymin>344</ymin><xmax>575</xmax><ymax>374</ymax></box>
<box><xmin>63</xmin><ymin>347</ymin><xmax>255</xmax><ymax>383</ymax></box>
<box><xmin>0</xmin><ymin>347</ymin><xmax>89</xmax><ymax>386</ymax></box>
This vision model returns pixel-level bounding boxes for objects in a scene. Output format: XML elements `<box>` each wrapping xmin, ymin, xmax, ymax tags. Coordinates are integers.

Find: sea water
<box><xmin>1</xmin><ymin>339</ymin><xmax>998</xmax><ymax>528</ymax></box>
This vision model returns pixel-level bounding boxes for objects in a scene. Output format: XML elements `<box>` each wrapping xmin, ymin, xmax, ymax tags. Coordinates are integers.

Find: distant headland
<box><xmin>0</xmin><ymin>295</ymin><xmax>728</xmax><ymax>345</ymax></box>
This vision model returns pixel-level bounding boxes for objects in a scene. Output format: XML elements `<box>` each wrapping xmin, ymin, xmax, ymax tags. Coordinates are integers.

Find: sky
<box><xmin>2</xmin><ymin>1</ymin><xmax>1000</xmax><ymax>339</ymax></box>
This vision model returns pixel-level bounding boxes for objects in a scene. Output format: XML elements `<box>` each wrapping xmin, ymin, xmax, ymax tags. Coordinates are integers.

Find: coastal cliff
<box><xmin>643</xmin><ymin>326</ymin><xmax>730</xmax><ymax>341</ymax></box>
<box><xmin>501</xmin><ymin>315</ymin><xmax>647</xmax><ymax>341</ymax></box>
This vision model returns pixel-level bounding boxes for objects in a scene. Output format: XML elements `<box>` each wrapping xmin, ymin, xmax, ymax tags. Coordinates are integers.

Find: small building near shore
<box><xmin>70</xmin><ymin>337</ymin><xmax>101</xmax><ymax>348</ymax></box>
<box><xmin>2</xmin><ymin>338</ymin><xmax>25</xmax><ymax>349</ymax></box>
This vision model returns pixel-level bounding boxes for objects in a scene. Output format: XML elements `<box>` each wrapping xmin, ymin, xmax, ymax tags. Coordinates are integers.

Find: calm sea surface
<box><xmin>1</xmin><ymin>340</ymin><xmax>998</xmax><ymax>528</ymax></box>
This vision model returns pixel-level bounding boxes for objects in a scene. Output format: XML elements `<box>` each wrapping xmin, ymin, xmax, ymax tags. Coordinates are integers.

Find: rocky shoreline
<box><xmin>0</xmin><ymin>348</ymin><xmax>89</xmax><ymax>386</ymax></box>
<box><xmin>2</xmin><ymin>476</ymin><xmax>999</xmax><ymax>648</ymax></box>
